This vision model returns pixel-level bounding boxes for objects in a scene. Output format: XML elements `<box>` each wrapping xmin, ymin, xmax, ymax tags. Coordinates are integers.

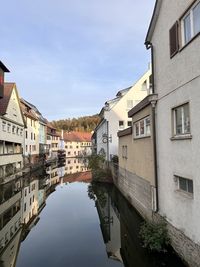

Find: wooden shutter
<box><xmin>169</xmin><ymin>21</ymin><xmax>179</xmax><ymax>58</ymax></box>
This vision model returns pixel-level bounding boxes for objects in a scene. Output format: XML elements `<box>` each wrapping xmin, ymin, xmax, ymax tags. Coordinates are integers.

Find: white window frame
<box><xmin>134</xmin><ymin>116</ymin><xmax>151</xmax><ymax>139</ymax></box>
<box><xmin>175</xmin><ymin>175</ymin><xmax>194</xmax><ymax>195</ymax></box>
<box><xmin>2</xmin><ymin>121</ymin><xmax>6</xmax><ymax>132</ymax></box>
<box><xmin>119</xmin><ymin>120</ymin><xmax>124</xmax><ymax>130</ymax></box>
<box><xmin>172</xmin><ymin>103</ymin><xmax>190</xmax><ymax>136</ymax></box>
<box><xmin>181</xmin><ymin>0</ymin><xmax>200</xmax><ymax>46</ymax></box>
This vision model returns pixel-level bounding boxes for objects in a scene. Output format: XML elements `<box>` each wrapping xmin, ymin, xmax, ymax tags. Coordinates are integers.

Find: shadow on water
<box><xmin>88</xmin><ymin>183</ymin><xmax>186</xmax><ymax>267</ymax></box>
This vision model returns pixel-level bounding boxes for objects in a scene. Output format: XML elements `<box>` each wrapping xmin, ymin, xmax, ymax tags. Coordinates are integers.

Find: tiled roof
<box><xmin>0</xmin><ymin>83</ymin><xmax>15</xmax><ymax>115</ymax></box>
<box><xmin>20</xmin><ymin>100</ymin><xmax>38</xmax><ymax>120</ymax></box>
<box><xmin>63</xmin><ymin>131</ymin><xmax>92</xmax><ymax>142</ymax></box>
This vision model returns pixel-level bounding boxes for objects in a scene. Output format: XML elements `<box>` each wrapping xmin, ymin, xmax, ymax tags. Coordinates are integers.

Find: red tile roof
<box><xmin>0</xmin><ymin>83</ymin><xmax>15</xmax><ymax>115</ymax></box>
<box><xmin>63</xmin><ymin>131</ymin><xmax>92</xmax><ymax>142</ymax></box>
<box><xmin>63</xmin><ymin>171</ymin><xmax>92</xmax><ymax>183</ymax></box>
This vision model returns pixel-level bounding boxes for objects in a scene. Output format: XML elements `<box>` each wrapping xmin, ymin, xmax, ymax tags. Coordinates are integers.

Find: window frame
<box><xmin>172</xmin><ymin>102</ymin><xmax>191</xmax><ymax>137</ymax></box>
<box><xmin>133</xmin><ymin>116</ymin><xmax>151</xmax><ymax>139</ymax></box>
<box><xmin>174</xmin><ymin>175</ymin><xmax>194</xmax><ymax>195</ymax></box>
<box><xmin>181</xmin><ymin>0</ymin><xmax>200</xmax><ymax>47</ymax></box>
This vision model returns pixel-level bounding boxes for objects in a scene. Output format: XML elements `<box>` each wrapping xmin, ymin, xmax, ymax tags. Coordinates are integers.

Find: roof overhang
<box><xmin>0</xmin><ymin>61</ymin><xmax>10</xmax><ymax>72</ymax></box>
<box><xmin>145</xmin><ymin>0</ymin><xmax>162</xmax><ymax>47</ymax></box>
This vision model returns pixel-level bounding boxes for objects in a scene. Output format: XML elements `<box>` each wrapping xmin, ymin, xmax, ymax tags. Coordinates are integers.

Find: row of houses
<box><xmin>0</xmin><ymin>63</ymin><xmax>92</xmax><ymax>184</ymax></box>
<box><xmin>92</xmin><ymin>1</ymin><xmax>200</xmax><ymax>266</ymax></box>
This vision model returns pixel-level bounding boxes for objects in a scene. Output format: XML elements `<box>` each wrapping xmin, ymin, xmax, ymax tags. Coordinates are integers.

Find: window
<box><xmin>134</xmin><ymin>116</ymin><xmax>151</xmax><ymax>138</ymax></box>
<box><xmin>122</xmin><ymin>145</ymin><xmax>128</xmax><ymax>159</ymax></box>
<box><xmin>175</xmin><ymin>175</ymin><xmax>193</xmax><ymax>194</ymax></box>
<box><xmin>173</xmin><ymin>103</ymin><xmax>190</xmax><ymax>136</ymax></box>
<box><xmin>25</xmin><ymin>131</ymin><xmax>28</xmax><ymax>139</ymax></box>
<box><xmin>119</xmin><ymin>121</ymin><xmax>124</xmax><ymax>130</ymax></box>
<box><xmin>2</xmin><ymin>121</ymin><xmax>6</xmax><ymax>132</ymax></box>
<box><xmin>7</xmin><ymin>124</ymin><xmax>11</xmax><ymax>133</ymax></box>
<box><xmin>182</xmin><ymin>1</ymin><xmax>200</xmax><ymax>46</ymax></box>
<box><xmin>12</xmin><ymin>126</ymin><xmax>15</xmax><ymax>134</ymax></box>
<box><xmin>127</xmin><ymin>121</ymin><xmax>132</xmax><ymax>127</ymax></box>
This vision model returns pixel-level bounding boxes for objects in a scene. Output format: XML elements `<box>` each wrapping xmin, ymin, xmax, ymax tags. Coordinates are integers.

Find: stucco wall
<box><xmin>151</xmin><ymin>0</ymin><xmax>200</xmax><ymax>265</ymax></box>
<box><xmin>118</xmin><ymin>105</ymin><xmax>155</xmax><ymax>185</ymax></box>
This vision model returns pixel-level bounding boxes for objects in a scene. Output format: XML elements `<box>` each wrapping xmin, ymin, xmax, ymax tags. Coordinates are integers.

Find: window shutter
<box><xmin>169</xmin><ymin>21</ymin><xmax>179</xmax><ymax>58</ymax></box>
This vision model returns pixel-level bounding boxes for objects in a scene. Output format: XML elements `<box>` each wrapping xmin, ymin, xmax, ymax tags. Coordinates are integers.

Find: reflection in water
<box><xmin>0</xmin><ymin>162</ymin><xmax>64</xmax><ymax>267</ymax></box>
<box><xmin>0</xmin><ymin>162</ymin><xmax>186</xmax><ymax>267</ymax></box>
<box><xmin>89</xmin><ymin>183</ymin><xmax>186</xmax><ymax>267</ymax></box>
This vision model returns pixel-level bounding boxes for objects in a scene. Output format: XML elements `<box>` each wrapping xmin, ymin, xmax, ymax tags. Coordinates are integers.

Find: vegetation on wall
<box><xmin>88</xmin><ymin>154</ymin><xmax>113</xmax><ymax>183</ymax></box>
<box><xmin>139</xmin><ymin>220</ymin><xmax>170</xmax><ymax>252</ymax></box>
<box><xmin>51</xmin><ymin>114</ymin><xmax>100</xmax><ymax>132</ymax></box>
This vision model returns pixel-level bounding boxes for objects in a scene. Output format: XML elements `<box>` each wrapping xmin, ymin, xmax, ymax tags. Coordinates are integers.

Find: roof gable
<box><xmin>145</xmin><ymin>0</ymin><xmax>163</xmax><ymax>45</ymax></box>
<box><xmin>0</xmin><ymin>83</ymin><xmax>14</xmax><ymax>115</ymax></box>
<box><xmin>0</xmin><ymin>83</ymin><xmax>25</xmax><ymax>126</ymax></box>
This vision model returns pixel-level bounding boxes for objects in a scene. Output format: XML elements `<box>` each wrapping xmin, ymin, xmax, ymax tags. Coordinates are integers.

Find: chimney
<box><xmin>0</xmin><ymin>61</ymin><xmax>10</xmax><ymax>98</ymax></box>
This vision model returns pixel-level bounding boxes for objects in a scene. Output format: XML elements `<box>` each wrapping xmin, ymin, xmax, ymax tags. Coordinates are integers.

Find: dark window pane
<box><xmin>188</xmin><ymin>180</ymin><xmax>193</xmax><ymax>193</ymax></box>
<box><xmin>179</xmin><ymin>177</ymin><xmax>187</xmax><ymax>191</ymax></box>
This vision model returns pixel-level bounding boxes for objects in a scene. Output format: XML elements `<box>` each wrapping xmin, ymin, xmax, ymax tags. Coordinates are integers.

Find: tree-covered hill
<box><xmin>51</xmin><ymin>114</ymin><xmax>100</xmax><ymax>132</ymax></box>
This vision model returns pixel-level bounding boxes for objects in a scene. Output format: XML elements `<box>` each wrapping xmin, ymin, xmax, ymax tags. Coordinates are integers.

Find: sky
<box><xmin>1</xmin><ymin>0</ymin><xmax>155</xmax><ymax>121</ymax></box>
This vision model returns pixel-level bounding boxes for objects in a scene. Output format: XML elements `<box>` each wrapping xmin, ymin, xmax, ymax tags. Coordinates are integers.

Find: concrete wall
<box><xmin>151</xmin><ymin>0</ymin><xmax>200</xmax><ymax>265</ymax></box>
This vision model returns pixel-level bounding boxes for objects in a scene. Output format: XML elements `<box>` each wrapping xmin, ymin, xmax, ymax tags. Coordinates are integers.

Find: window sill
<box><xmin>175</xmin><ymin>189</ymin><xmax>193</xmax><ymax>199</ymax></box>
<box><xmin>134</xmin><ymin>135</ymin><xmax>151</xmax><ymax>140</ymax></box>
<box><xmin>170</xmin><ymin>134</ymin><xmax>192</xmax><ymax>141</ymax></box>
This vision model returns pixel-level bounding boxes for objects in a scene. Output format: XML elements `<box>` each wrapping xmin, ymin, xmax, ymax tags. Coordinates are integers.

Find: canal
<box><xmin>0</xmin><ymin>167</ymin><xmax>186</xmax><ymax>267</ymax></box>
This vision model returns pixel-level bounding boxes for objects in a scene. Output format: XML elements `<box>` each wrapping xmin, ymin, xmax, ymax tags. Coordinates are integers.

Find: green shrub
<box><xmin>139</xmin><ymin>220</ymin><xmax>170</xmax><ymax>252</ymax></box>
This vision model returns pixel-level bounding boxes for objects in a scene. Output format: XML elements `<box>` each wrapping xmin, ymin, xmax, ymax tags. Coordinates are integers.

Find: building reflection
<box><xmin>64</xmin><ymin>157</ymin><xmax>89</xmax><ymax>175</ymax></box>
<box><xmin>90</xmin><ymin>184</ymin><xmax>185</xmax><ymax>267</ymax></box>
<box><xmin>0</xmin><ymin>161</ymin><xmax>64</xmax><ymax>267</ymax></box>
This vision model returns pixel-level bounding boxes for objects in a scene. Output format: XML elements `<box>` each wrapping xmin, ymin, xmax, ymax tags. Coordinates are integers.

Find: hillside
<box><xmin>51</xmin><ymin>114</ymin><xmax>100</xmax><ymax>132</ymax></box>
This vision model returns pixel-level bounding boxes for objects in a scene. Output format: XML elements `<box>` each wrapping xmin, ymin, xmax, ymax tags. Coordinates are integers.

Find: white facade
<box><xmin>0</xmin><ymin>84</ymin><xmax>25</xmax><ymax>180</ymax></box>
<box><xmin>96</xmin><ymin>68</ymin><xmax>152</xmax><ymax>160</ymax></box>
<box><xmin>24</xmin><ymin>117</ymin><xmax>39</xmax><ymax>158</ymax></box>
<box><xmin>146</xmin><ymin>0</ymin><xmax>200</xmax><ymax>264</ymax></box>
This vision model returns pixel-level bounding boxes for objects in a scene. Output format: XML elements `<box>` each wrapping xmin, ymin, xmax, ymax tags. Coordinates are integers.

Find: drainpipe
<box><xmin>106</xmin><ymin>121</ymin><xmax>109</xmax><ymax>166</ymax></box>
<box><xmin>146</xmin><ymin>41</ymin><xmax>159</xmax><ymax>213</ymax></box>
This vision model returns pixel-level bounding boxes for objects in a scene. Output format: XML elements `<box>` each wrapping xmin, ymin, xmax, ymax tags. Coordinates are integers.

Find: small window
<box><xmin>7</xmin><ymin>124</ymin><xmax>11</xmax><ymax>133</ymax></box>
<box><xmin>175</xmin><ymin>175</ymin><xmax>193</xmax><ymax>194</ymax></box>
<box><xmin>127</xmin><ymin>121</ymin><xmax>132</xmax><ymax>127</ymax></box>
<box><xmin>173</xmin><ymin>103</ymin><xmax>190</xmax><ymax>136</ymax></box>
<box><xmin>134</xmin><ymin>116</ymin><xmax>151</xmax><ymax>138</ymax></box>
<box><xmin>119</xmin><ymin>121</ymin><xmax>124</xmax><ymax>129</ymax></box>
<box><xmin>2</xmin><ymin>121</ymin><xmax>6</xmax><ymax>132</ymax></box>
<box><xmin>12</xmin><ymin>126</ymin><xmax>15</xmax><ymax>134</ymax></box>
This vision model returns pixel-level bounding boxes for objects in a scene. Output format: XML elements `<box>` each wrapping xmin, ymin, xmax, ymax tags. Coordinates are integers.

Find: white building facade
<box><xmin>146</xmin><ymin>0</ymin><xmax>200</xmax><ymax>266</ymax></box>
<box><xmin>96</xmin><ymin>67</ymin><xmax>152</xmax><ymax>160</ymax></box>
<box><xmin>0</xmin><ymin>83</ymin><xmax>25</xmax><ymax>182</ymax></box>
